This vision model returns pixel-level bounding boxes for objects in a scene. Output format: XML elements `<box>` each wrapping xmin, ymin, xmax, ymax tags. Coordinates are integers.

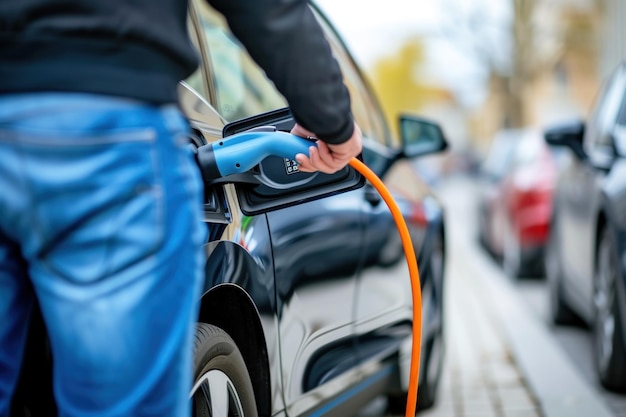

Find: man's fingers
<box><xmin>310</xmin><ymin>143</ymin><xmax>338</xmax><ymax>173</ymax></box>
<box><xmin>295</xmin><ymin>145</ymin><xmax>339</xmax><ymax>174</ymax></box>
<box><xmin>295</xmin><ymin>147</ymin><xmax>322</xmax><ymax>173</ymax></box>
<box><xmin>291</xmin><ymin>121</ymin><xmax>363</xmax><ymax>174</ymax></box>
<box><xmin>315</xmin><ymin>142</ymin><xmax>340</xmax><ymax>171</ymax></box>
<box><xmin>309</xmin><ymin>146</ymin><xmax>337</xmax><ymax>174</ymax></box>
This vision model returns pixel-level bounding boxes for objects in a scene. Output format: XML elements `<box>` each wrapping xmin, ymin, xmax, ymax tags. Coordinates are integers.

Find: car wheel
<box><xmin>593</xmin><ymin>228</ymin><xmax>626</xmax><ymax>392</ymax></box>
<box><xmin>477</xmin><ymin>205</ymin><xmax>492</xmax><ymax>253</ymax></box>
<box><xmin>418</xmin><ymin>332</ymin><xmax>444</xmax><ymax>411</ymax></box>
<box><xmin>545</xmin><ymin>220</ymin><xmax>577</xmax><ymax>325</ymax></box>
<box><xmin>387</xmin><ymin>333</ymin><xmax>443</xmax><ymax>414</ymax></box>
<box><xmin>192</xmin><ymin>323</ymin><xmax>258</xmax><ymax>417</ymax></box>
<box><xmin>503</xmin><ymin>227</ymin><xmax>523</xmax><ymax>279</ymax></box>
<box><xmin>388</xmin><ymin>232</ymin><xmax>445</xmax><ymax>414</ymax></box>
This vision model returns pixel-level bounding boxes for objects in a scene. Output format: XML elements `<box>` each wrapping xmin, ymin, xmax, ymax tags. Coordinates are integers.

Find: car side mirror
<box><xmin>544</xmin><ymin>119</ymin><xmax>586</xmax><ymax>160</ymax></box>
<box><xmin>398</xmin><ymin>115</ymin><xmax>448</xmax><ymax>158</ymax></box>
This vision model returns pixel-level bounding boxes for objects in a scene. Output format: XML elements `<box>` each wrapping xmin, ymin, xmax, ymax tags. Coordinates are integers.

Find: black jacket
<box><xmin>0</xmin><ymin>0</ymin><xmax>353</xmax><ymax>144</ymax></box>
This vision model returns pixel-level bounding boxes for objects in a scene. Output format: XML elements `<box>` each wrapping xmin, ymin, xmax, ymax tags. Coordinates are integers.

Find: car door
<box><xmin>189</xmin><ymin>2</ymin><xmax>366</xmax><ymax>415</ymax></box>
<box><xmin>312</xmin><ymin>6</ymin><xmax>418</xmax><ymax>367</ymax></box>
<box><xmin>560</xmin><ymin>69</ymin><xmax>626</xmax><ymax>313</ymax></box>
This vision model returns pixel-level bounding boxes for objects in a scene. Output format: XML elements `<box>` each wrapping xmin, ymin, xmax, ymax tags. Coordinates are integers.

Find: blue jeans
<box><xmin>0</xmin><ymin>93</ymin><xmax>206</xmax><ymax>416</ymax></box>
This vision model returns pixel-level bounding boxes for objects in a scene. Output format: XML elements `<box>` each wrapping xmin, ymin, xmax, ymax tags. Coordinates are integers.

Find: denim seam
<box><xmin>148</xmin><ymin>133</ymin><xmax>165</xmax><ymax>257</ymax></box>
<box><xmin>12</xmin><ymin>140</ymin><xmax>46</xmax><ymax>264</ymax></box>
<box><xmin>0</xmin><ymin>93</ymin><xmax>153</xmax><ymax>121</ymax></box>
<box><xmin>0</xmin><ymin>128</ymin><xmax>156</xmax><ymax>145</ymax></box>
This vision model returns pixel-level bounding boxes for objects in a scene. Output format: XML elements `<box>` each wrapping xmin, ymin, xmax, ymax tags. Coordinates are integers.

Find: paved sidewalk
<box><xmin>419</xmin><ymin>183</ymin><xmax>542</xmax><ymax>417</ymax></box>
<box><xmin>415</xmin><ymin>176</ymin><xmax>614</xmax><ymax>417</ymax></box>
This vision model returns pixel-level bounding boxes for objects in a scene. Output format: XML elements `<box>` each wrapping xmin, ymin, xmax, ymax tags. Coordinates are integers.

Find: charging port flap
<box><xmin>223</xmin><ymin>107</ymin><xmax>365</xmax><ymax>216</ymax></box>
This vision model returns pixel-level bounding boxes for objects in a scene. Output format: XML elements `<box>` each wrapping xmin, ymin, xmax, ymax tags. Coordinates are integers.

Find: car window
<box><xmin>193</xmin><ymin>2</ymin><xmax>288</xmax><ymax>122</ymax></box>
<box><xmin>481</xmin><ymin>131</ymin><xmax>518</xmax><ymax>180</ymax></box>
<box><xmin>586</xmin><ymin>76</ymin><xmax>613</xmax><ymax>141</ymax></box>
<box><xmin>513</xmin><ymin>133</ymin><xmax>541</xmax><ymax>168</ymax></box>
<box><xmin>192</xmin><ymin>1</ymin><xmax>391</xmax><ymax>147</ymax></box>
<box><xmin>185</xmin><ymin>67</ymin><xmax>207</xmax><ymax>100</ymax></box>
<box><xmin>615</xmin><ymin>86</ymin><xmax>626</xmax><ymax>127</ymax></box>
<box><xmin>586</xmin><ymin>68</ymin><xmax>625</xmax><ymax>148</ymax></box>
<box><xmin>184</xmin><ymin>14</ymin><xmax>209</xmax><ymax>99</ymax></box>
<box><xmin>312</xmin><ymin>9</ymin><xmax>390</xmax><ymax>147</ymax></box>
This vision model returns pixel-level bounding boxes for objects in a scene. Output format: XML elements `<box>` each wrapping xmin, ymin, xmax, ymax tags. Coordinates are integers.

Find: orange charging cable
<box><xmin>348</xmin><ymin>158</ymin><xmax>422</xmax><ymax>417</ymax></box>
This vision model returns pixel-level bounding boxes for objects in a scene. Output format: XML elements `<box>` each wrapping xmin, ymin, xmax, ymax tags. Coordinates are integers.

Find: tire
<box><xmin>192</xmin><ymin>323</ymin><xmax>258</xmax><ymax>417</ymax></box>
<box><xmin>545</xmin><ymin>220</ymin><xmax>577</xmax><ymax>325</ymax></box>
<box><xmin>417</xmin><ymin>334</ymin><xmax>443</xmax><ymax>411</ymax></box>
<box><xmin>593</xmin><ymin>228</ymin><xmax>626</xmax><ymax>392</ymax></box>
<box><xmin>387</xmin><ymin>335</ymin><xmax>443</xmax><ymax>413</ymax></box>
<box><xmin>503</xmin><ymin>228</ymin><xmax>523</xmax><ymax>279</ymax></box>
<box><xmin>388</xmin><ymin>233</ymin><xmax>445</xmax><ymax>414</ymax></box>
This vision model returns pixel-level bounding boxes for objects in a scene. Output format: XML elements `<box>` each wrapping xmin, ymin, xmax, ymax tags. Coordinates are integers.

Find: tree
<box><xmin>371</xmin><ymin>38</ymin><xmax>451</xmax><ymax>137</ymax></box>
<box><xmin>440</xmin><ymin>0</ymin><xmax>600</xmax><ymax>128</ymax></box>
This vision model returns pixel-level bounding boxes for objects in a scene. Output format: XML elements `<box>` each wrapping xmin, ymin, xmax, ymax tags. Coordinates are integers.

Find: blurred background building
<box><xmin>601</xmin><ymin>0</ymin><xmax>626</xmax><ymax>76</ymax></box>
<box><xmin>469</xmin><ymin>0</ymin><xmax>601</xmax><ymax>153</ymax></box>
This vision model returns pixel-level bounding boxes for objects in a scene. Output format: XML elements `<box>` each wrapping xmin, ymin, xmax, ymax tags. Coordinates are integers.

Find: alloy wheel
<box><xmin>192</xmin><ymin>369</ymin><xmax>245</xmax><ymax>417</ymax></box>
<box><xmin>503</xmin><ymin>228</ymin><xmax>522</xmax><ymax>279</ymax></box>
<box><xmin>594</xmin><ymin>234</ymin><xmax>616</xmax><ymax>373</ymax></box>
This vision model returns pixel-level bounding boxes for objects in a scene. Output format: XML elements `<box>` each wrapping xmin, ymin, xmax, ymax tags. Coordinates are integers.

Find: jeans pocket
<box><xmin>160</xmin><ymin>106</ymin><xmax>206</xmax><ymax>241</ymax></box>
<box><xmin>20</xmin><ymin>127</ymin><xmax>166</xmax><ymax>290</ymax></box>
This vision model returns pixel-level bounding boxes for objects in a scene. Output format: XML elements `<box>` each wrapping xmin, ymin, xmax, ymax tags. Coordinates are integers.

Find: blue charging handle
<box><xmin>196</xmin><ymin>130</ymin><xmax>315</xmax><ymax>180</ymax></box>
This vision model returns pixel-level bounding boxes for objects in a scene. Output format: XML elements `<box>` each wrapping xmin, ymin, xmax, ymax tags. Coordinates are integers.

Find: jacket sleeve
<box><xmin>206</xmin><ymin>0</ymin><xmax>354</xmax><ymax>145</ymax></box>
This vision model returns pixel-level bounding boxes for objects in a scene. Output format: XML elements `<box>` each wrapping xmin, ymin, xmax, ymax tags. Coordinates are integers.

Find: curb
<box><xmin>477</xmin><ymin>259</ymin><xmax>614</xmax><ymax>417</ymax></box>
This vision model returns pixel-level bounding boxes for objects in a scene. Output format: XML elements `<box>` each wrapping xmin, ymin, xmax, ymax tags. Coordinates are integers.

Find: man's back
<box><xmin>0</xmin><ymin>0</ymin><xmax>197</xmax><ymax>103</ymax></box>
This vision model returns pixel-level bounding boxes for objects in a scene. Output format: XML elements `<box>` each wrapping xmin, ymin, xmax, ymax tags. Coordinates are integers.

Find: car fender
<box><xmin>416</xmin><ymin>195</ymin><xmax>446</xmax><ymax>285</ymax></box>
<box><xmin>598</xmin><ymin>221</ymin><xmax>626</xmax><ymax>355</ymax></box>
<box><xmin>616</xmin><ymin>238</ymin><xmax>626</xmax><ymax>355</ymax></box>
<box><xmin>197</xmin><ymin>239</ymin><xmax>277</xmax><ymax>417</ymax></box>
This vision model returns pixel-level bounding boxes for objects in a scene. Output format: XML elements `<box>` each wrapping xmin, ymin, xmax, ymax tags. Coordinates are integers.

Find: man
<box><xmin>0</xmin><ymin>0</ymin><xmax>362</xmax><ymax>416</ymax></box>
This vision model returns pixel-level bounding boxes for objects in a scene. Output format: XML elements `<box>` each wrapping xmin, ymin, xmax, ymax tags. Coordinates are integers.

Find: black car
<box><xmin>13</xmin><ymin>1</ymin><xmax>448</xmax><ymax>416</ymax></box>
<box><xmin>544</xmin><ymin>62</ymin><xmax>626</xmax><ymax>392</ymax></box>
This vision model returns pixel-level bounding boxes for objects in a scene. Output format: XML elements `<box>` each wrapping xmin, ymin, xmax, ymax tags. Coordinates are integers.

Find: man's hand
<box><xmin>293</xmin><ymin>122</ymin><xmax>362</xmax><ymax>174</ymax></box>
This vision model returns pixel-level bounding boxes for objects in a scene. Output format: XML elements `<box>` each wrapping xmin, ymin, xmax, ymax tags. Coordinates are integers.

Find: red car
<box><xmin>478</xmin><ymin>129</ymin><xmax>561</xmax><ymax>278</ymax></box>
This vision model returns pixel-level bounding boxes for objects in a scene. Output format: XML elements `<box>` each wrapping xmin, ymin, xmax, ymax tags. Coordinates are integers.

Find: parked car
<box><xmin>544</xmin><ymin>62</ymin><xmax>626</xmax><ymax>392</ymax></box>
<box><xmin>478</xmin><ymin>129</ymin><xmax>559</xmax><ymax>278</ymax></box>
<box><xmin>13</xmin><ymin>1</ymin><xmax>448</xmax><ymax>416</ymax></box>
<box><xmin>478</xmin><ymin>130</ymin><xmax>520</xmax><ymax>257</ymax></box>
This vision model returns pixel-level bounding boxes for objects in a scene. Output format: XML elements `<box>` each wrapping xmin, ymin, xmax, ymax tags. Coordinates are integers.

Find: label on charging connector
<box><xmin>284</xmin><ymin>158</ymin><xmax>300</xmax><ymax>175</ymax></box>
